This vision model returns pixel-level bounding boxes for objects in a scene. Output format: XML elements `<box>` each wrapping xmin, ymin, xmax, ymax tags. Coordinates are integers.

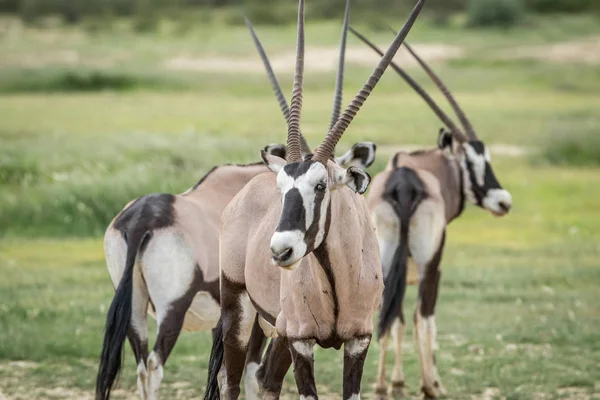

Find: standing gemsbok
<box><xmin>95</xmin><ymin>19</ymin><xmax>376</xmax><ymax>400</ymax></box>
<box><xmin>351</xmin><ymin>28</ymin><xmax>513</xmax><ymax>399</ymax></box>
<box><xmin>202</xmin><ymin>0</ymin><xmax>427</xmax><ymax>399</ymax></box>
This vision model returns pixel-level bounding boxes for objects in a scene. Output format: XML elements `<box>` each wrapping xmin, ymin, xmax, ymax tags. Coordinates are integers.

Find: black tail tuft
<box><xmin>204</xmin><ymin>317</ymin><xmax>224</xmax><ymax>400</ymax></box>
<box><xmin>96</xmin><ymin>230</ymin><xmax>148</xmax><ymax>400</ymax></box>
<box><xmin>378</xmin><ymin>223</ymin><xmax>410</xmax><ymax>338</ymax></box>
<box><xmin>378</xmin><ymin>167</ymin><xmax>427</xmax><ymax>339</ymax></box>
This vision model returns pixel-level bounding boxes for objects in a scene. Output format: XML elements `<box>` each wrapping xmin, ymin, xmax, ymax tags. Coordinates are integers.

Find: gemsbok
<box><xmin>95</xmin><ymin>19</ymin><xmax>375</xmax><ymax>400</ymax></box>
<box><xmin>350</xmin><ymin>28</ymin><xmax>513</xmax><ymax>399</ymax></box>
<box><xmin>202</xmin><ymin>0</ymin><xmax>427</xmax><ymax>399</ymax></box>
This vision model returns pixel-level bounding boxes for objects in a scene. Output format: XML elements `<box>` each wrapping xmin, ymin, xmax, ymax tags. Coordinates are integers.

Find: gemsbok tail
<box><xmin>96</xmin><ymin>229</ymin><xmax>149</xmax><ymax>400</ymax></box>
<box><xmin>203</xmin><ymin>317</ymin><xmax>224</xmax><ymax>400</ymax></box>
<box><xmin>378</xmin><ymin>167</ymin><xmax>426</xmax><ymax>338</ymax></box>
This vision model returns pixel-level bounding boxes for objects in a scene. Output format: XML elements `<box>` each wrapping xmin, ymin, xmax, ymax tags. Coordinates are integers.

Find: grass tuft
<box><xmin>537</xmin><ymin>126</ymin><xmax>600</xmax><ymax>166</ymax></box>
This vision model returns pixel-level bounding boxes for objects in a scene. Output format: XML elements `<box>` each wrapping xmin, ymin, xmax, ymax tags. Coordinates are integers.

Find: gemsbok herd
<box><xmin>95</xmin><ymin>0</ymin><xmax>512</xmax><ymax>399</ymax></box>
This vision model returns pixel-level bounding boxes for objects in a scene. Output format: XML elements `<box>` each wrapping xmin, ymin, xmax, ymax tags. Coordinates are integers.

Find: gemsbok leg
<box><xmin>256</xmin><ymin>336</ymin><xmax>292</xmax><ymax>399</ymax></box>
<box><xmin>141</xmin><ymin>244</ymin><xmax>200</xmax><ymax>400</ymax></box>
<box><xmin>128</xmin><ymin>266</ymin><xmax>151</xmax><ymax>399</ymax></box>
<box><xmin>410</xmin><ymin>197</ymin><xmax>447</xmax><ymax>399</ymax></box>
<box><xmin>244</xmin><ymin>317</ymin><xmax>268</xmax><ymax>398</ymax></box>
<box><xmin>220</xmin><ymin>276</ymin><xmax>259</xmax><ymax>400</ymax></box>
<box><xmin>343</xmin><ymin>336</ymin><xmax>372</xmax><ymax>400</ymax></box>
<box><xmin>289</xmin><ymin>339</ymin><xmax>318</xmax><ymax>399</ymax></box>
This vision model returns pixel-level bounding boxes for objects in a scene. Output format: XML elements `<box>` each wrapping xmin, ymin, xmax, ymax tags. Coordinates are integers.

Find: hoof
<box><xmin>374</xmin><ymin>386</ymin><xmax>388</xmax><ymax>400</ymax></box>
<box><xmin>390</xmin><ymin>381</ymin><xmax>406</xmax><ymax>398</ymax></box>
<box><xmin>421</xmin><ymin>381</ymin><xmax>443</xmax><ymax>399</ymax></box>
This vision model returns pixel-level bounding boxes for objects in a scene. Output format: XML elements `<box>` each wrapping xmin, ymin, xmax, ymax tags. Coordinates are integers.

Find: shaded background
<box><xmin>1</xmin><ymin>0</ymin><xmax>599</xmax><ymax>398</ymax></box>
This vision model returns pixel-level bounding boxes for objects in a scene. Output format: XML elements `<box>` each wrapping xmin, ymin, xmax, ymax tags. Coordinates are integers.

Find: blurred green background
<box><xmin>1</xmin><ymin>0</ymin><xmax>599</xmax><ymax>399</ymax></box>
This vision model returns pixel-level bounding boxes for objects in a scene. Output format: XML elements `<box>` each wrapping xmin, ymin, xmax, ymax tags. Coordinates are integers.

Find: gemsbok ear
<box><xmin>333</xmin><ymin>166</ymin><xmax>371</xmax><ymax>194</ymax></box>
<box><xmin>264</xmin><ymin>144</ymin><xmax>287</xmax><ymax>160</ymax></box>
<box><xmin>438</xmin><ymin>128</ymin><xmax>460</xmax><ymax>154</ymax></box>
<box><xmin>261</xmin><ymin>150</ymin><xmax>287</xmax><ymax>173</ymax></box>
<box><xmin>335</xmin><ymin>141</ymin><xmax>377</xmax><ymax>169</ymax></box>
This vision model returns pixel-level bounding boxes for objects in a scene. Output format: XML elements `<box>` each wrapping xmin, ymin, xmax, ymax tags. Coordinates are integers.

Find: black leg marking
<box><xmin>245</xmin><ymin>316</ymin><xmax>267</xmax><ymax>366</ymax></box>
<box><xmin>289</xmin><ymin>339</ymin><xmax>318</xmax><ymax>399</ymax></box>
<box><xmin>257</xmin><ymin>336</ymin><xmax>292</xmax><ymax>398</ymax></box>
<box><xmin>419</xmin><ymin>232</ymin><xmax>445</xmax><ymax>318</ymax></box>
<box><xmin>343</xmin><ymin>335</ymin><xmax>371</xmax><ymax>400</ymax></box>
<box><xmin>127</xmin><ymin>327</ymin><xmax>148</xmax><ymax>366</ymax></box>
<box><xmin>221</xmin><ymin>275</ymin><xmax>252</xmax><ymax>399</ymax></box>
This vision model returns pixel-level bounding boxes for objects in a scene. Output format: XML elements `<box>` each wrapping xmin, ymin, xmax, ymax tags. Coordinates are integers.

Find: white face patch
<box><xmin>463</xmin><ymin>143</ymin><xmax>486</xmax><ymax>187</ymax></box>
<box><xmin>482</xmin><ymin>188</ymin><xmax>512</xmax><ymax>216</ymax></box>
<box><xmin>271</xmin><ymin>162</ymin><xmax>330</xmax><ymax>267</ymax></box>
<box><xmin>270</xmin><ymin>229</ymin><xmax>307</xmax><ymax>268</ymax></box>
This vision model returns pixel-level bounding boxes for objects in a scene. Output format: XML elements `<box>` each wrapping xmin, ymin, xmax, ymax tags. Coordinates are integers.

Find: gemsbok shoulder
<box><xmin>351</xmin><ymin>28</ymin><xmax>513</xmax><ymax>399</ymax></box>
<box><xmin>202</xmin><ymin>0</ymin><xmax>427</xmax><ymax>399</ymax></box>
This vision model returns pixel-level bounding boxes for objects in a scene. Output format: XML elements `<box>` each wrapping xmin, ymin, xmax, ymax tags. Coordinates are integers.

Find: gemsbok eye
<box><xmin>316</xmin><ymin>183</ymin><xmax>326</xmax><ymax>191</ymax></box>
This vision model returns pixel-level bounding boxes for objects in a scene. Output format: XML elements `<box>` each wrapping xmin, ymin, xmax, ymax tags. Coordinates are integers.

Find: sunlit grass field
<box><xmin>1</xmin><ymin>13</ymin><xmax>599</xmax><ymax>399</ymax></box>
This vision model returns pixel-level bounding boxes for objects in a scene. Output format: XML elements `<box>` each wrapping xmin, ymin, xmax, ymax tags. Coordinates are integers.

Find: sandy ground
<box><xmin>164</xmin><ymin>43</ymin><xmax>463</xmax><ymax>73</ymax></box>
<box><xmin>502</xmin><ymin>36</ymin><xmax>600</xmax><ymax>64</ymax></box>
<box><xmin>165</xmin><ymin>35</ymin><xmax>600</xmax><ymax>73</ymax></box>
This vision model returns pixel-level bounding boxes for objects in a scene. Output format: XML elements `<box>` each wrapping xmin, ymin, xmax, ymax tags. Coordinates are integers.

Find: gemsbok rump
<box><xmin>351</xmin><ymin>28</ymin><xmax>513</xmax><ymax>399</ymax></box>
<box><xmin>202</xmin><ymin>0</ymin><xmax>427</xmax><ymax>399</ymax></box>
<box><xmin>95</xmin><ymin>21</ymin><xmax>376</xmax><ymax>400</ymax></box>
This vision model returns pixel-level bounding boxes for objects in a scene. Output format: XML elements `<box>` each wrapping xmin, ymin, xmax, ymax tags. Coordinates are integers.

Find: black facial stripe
<box><xmin>282</xmin><ymin>160</ymin><xmax>316</xmax><ymax>178</ymax></box>
<box><xmin>469</xmin><ymin>141</ymin><xmax>486</xmax><ymax>155</ymax></box>
<box><xmin>304</xmin><ymin>187</ymin><xmax>326</xmax><ymax>252</ymax></box>
<box><xmin>277</xmin><ymin>188</ymin><xmax>306</xmax><ymax>232</ymax></box>
<box><xmin>465</xmin><ymin>158</ymin><xmax>485</xmax><ymax>205</ymax></box>
<box><xmin>465</xmin><ymin>159</ymin><xmax>502</xmax><ymax>206</ymax></box>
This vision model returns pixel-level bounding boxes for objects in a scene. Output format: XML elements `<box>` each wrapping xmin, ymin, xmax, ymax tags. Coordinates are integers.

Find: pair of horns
<box><xmin>249</xmin><ymin>0</ymin><xmax>427</xmax><ymax>164</ymax></box>
<box><xmin>246</xmin><ymin>0</ymin><xmax>351</xmax><ymax>160</ymax></box>
<box><xmin>350</xmin><ymin>26</ymin><xmax>478</xmax><ymax>142</ymax></box>
<box><xmin>311</xmin><ymin>0</ymin><xmax>427</xmax><ymax>164</ymax></box>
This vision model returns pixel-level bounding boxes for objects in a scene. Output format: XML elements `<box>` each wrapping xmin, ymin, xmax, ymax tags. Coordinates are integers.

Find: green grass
<box><xmin>1</xmin><ymin>159</ymin><xmax>599</xmax><ymax>398</ymax></box>
<box><xmin>1</xmin><ymin>13</ymin><xmax>600</xmax><ymax>399</ymax></box>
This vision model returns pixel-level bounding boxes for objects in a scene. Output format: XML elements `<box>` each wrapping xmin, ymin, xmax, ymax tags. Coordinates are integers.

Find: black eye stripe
<box><xmin>277</xmin><ymin>188</ymin><xmax>306</xmax><ymax>232</ymax></box>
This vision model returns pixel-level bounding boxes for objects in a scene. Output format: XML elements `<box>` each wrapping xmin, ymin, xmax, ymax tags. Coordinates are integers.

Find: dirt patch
<box><xmin>503</xmin><ymin>36</ymin><xmax>600</xmax><ymax>64</ymax></box>
<box><xmin>164</xmin><ymin>43</ymin><xmax>463</xmax><ymax>73</ymax></box>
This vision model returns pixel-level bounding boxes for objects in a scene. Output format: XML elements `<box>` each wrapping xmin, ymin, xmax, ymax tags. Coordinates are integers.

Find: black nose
<box><xmin>272</xmin><ymin>247</ymin><xmax>293</xmax><ymax>263</ymax></box>
<box><xmin>499</xmin><ymin>201</ymin><xmax>511</xmax><ymax>213</ymax></box>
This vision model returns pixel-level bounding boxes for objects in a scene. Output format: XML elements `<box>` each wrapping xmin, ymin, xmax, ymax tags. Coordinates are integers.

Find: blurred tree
<box><xmin>467</xmin><ymin>0</ymin><xmax>525</xmax><ymax>28</ymax></box>
<box><xmin>525</xmin><ymin>0</ymin><xmax>593</xmax><ymax>13</ymax></box>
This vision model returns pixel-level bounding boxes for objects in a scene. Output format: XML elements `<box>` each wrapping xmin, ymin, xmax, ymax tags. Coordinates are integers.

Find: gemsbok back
<box><xmin>351</xmin><ymin>28</ymin><xmax>513</xmax><ymax>399</ymax></box>
<box><xmin>95</xmin><ymin>19</ymin><xmax>376</xmax><ymax>400</ymax></box>
<box><xmin>202</xmin><ymin>0</ymin><xmax>427</xmax><ymax>399</ymax></box>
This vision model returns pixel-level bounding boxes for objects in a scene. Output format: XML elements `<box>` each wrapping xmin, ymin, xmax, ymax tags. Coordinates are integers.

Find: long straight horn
<box><xmin>286</xmin><ymin>0</ymin><xmax>306</xmax><ymax>163</ymax></box>
<box><xmin>328</xmin><ymin>0</ymin><xmax>351</xmax><ymax>133</ymax></box>
<box><xmin>244</xmin><ymin>16</ymin><xmax>312</xmax><ymax>156</ymax></box>
<box><xmin>312</xmin><ymin>0</ymin><xmax>427</xmax><ymax>164</ymax></box>
<box><xmin>400</xmin><ymin>37</ymin><xmax>477</xmax><ymax>140</ymax></box>
<box><xmin>349</xmin><ymin>27</ymin><xmax>468</xmax><ymax>143</ymax></box>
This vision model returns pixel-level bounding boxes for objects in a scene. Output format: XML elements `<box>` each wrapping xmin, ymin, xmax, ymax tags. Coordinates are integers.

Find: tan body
<box><xmin>367</xmin><ymin>138</ymin><xmax>512</xmax><ymax>399</ymax></box>
<box><xmin>99</xmin><ymin>145</ymin><xmax>375</xmax><ymax>400</ymax></box>
<box><xmin>102</xmin><ymin>163</ymin><xmax>270</xmax><ymax>400</ymax></box>
<box><xmin>221</xmin><ymin>168</ymin><xmax>382</xmax><ymax>343</ymax></box>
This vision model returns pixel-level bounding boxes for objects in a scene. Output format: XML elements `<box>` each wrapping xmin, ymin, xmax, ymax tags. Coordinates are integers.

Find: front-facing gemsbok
<box><xmin>203</xmin><ymin>0</ymin><xmax>428</xmax><ymax>399</ymax></box>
